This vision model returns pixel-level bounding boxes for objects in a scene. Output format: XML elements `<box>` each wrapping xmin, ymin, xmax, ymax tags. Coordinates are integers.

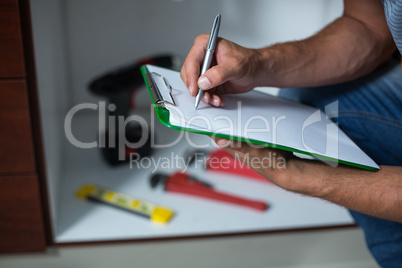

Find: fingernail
<box><xmin>212</xmin><ymin>97</ymin><xmax>220</xmax><ymax>106</ymax></box>
<box><xmin>217</xmin><ymin>139</ymin><xmax>226</xmax><ymax>146</ymax></box>
<box><xmin>189</xmin><ymin>85</ymin><xmax>195</xmax><ymax>96</ymax></box>
<box><xmin>198</xmin><ymin>77</ymin><xmax>212</xmax><ymax>90</ymax></box>
<box><xmin>203</xmin><ymin>92</ymin><xmax>210</xmax><ymax>103</ymax></box>
<box><xmin>217</xmin><ymin>139</ymin><xmax>230</xmax><ymax>147</ymax></box>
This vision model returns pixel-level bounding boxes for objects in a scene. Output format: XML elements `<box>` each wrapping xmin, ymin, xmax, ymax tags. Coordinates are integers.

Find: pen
<box><xmin>194</xmin><ymin>14</ymin><xmax>221</xmax><ymax>110</ymax></box>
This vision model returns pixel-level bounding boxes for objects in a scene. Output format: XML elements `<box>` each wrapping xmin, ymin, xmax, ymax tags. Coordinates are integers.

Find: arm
<box><xmin>293</xmin><ymin>160</ymin><xmax>402</xmax><ymax>223</ymax></box>
<box><xmin>260</xmin><ymin>0</ymin><xmax>396</xmax><ymax>88</ymax></box>
<box><xmin>182</xmin><ymin>0</ymin><xmax>401</xmax><ymax>222</ymax></box>
<box><xmin>181</xmin><ymin>0</ymin><xmax>397</xmax><ymax>107</ymax></box>
<box><xmin>214</xmin><ymin>138</ymin><xmax>402</xmax><ymax>223</ymax></box>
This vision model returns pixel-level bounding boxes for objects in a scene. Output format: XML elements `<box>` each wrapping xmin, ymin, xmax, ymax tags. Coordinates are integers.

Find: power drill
<box><xmin>88</xmin><ymin>54</ymin><xmax>179</xmax><ymax>165</ymax></box>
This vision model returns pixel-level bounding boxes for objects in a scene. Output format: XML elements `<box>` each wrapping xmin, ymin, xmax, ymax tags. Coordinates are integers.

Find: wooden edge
<box><xmin>18</xmin><ymin>0</ymin><xmax>54</xmax><ymax>247</ymax></box>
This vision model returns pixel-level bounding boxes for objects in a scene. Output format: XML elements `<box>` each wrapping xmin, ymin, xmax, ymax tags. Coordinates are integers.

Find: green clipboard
<box><xmin>140</xmin><ymin>64</ymin><xmax>379</xmax><ymax>171</ymax></box>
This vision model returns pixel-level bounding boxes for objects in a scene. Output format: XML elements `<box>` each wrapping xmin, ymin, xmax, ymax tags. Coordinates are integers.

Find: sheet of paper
<box><xmin>146</xmin><ymin>65</ymin><xmax>379</xmax><ymax>170</ymax></box>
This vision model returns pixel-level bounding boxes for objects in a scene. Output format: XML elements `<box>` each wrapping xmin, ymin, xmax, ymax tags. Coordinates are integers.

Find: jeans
<box><xmin>278</xmin><ymin>58</ymin><xmax>402</xmax><ymax>267</ymax></box>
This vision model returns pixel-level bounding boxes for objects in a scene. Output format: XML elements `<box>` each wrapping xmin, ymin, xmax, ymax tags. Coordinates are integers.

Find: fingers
<box><xmin>180</xmin><ymin>34</ymin><xmax>210</xmax><ymax>97</ymax></box>
<box><xmin>197</xmin><ymin>59</ymin><xmax>240</xmax><ymax>91</ymax></box>
<box><xmin>211</xmin><ymin>136</ymin><xmax>247</xmax><ymax>154</ymax></box>
<box><xmin>181</xmin><ymin>35</ymin><xmax>248</xmax><ymax>103</ymax></box>
<box><xmin>211</xmin><ymin>136</ymin><xmax>292</xmax><ymax>160</ymax></box>
<box><xmin>211</xmin><ymin>137</ymin><xmax>293</xmax><ymax>173</ymax></box>
<box><xmin>201</xmin><ymin>92</ymin><xmax>225</xmax><ymax>107</ymax></box>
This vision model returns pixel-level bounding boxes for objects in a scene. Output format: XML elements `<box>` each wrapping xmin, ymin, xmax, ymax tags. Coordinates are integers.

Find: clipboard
<box><xmin>141</xmin><ymin>64</ymin><xmax>379</xmax><ymax>171</ymax></box>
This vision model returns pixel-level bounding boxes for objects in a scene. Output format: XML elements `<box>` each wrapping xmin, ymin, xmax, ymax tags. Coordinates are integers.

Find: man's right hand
<box><xmin>180</xmin><ymin>34</ymin><xmax>265</xmax><ymax>107</ymax></box>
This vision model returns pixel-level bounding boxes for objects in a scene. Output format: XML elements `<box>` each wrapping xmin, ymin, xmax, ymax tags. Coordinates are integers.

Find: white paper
<box><xmin>146</xmin><ymin>65</ymin><xmax>379</xmax><ymax>170</ymax></box>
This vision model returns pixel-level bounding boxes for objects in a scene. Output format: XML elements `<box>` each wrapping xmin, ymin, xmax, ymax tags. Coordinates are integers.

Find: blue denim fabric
<box><xmin>278</xmin><ymin>58</ymin><xmax>402</xmax><ymax>267</ymax></box>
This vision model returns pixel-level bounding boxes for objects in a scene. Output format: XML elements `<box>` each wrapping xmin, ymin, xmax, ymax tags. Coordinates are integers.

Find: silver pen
<box><xmin>194</xmin><ymin>14</ymin><xmax>221</xmax><ymax>110</ymax></box>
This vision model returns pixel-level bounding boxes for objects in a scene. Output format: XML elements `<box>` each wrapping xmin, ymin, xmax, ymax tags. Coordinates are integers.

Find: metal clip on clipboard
<box><xmin>145</xmin><ymin>72</ymin><xmax>176</xmax><ymax>108</ymax></box>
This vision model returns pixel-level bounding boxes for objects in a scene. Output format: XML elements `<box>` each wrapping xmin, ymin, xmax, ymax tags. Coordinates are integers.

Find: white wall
<box><xmin>31</xmin><ymin>0</ymin><xmax>70</xmax><ymax>233</ymax></box>
<box><xmin>30</xmin><ymin>0</ymin><xmax>343</xmax><ymax>238</ymax></box>
<box><xmin>63</xmin><ymin>0</ymin><xmax>343</xmax><ymax>105</ymax></box>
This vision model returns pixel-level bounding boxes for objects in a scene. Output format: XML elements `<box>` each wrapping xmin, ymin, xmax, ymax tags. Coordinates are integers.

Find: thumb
<box><xmin>198</xmin><ymin>60</ymin><xmax>238</xmax><ymax>90</ymax></box>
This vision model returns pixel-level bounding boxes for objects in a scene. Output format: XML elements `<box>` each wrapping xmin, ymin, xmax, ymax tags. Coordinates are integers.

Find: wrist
<box><xmin>281</xmin><ymin>158</ymin><xmax>331</xmax><ymax>198</ymax></box>
<box><xmin>253</xmin><ymin>46</ymin><xmax>281</xmax><ymax>87</ymax></box>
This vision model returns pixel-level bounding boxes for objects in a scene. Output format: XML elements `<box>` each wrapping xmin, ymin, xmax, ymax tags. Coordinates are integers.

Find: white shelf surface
<box><xmin>54</xmin><ymin>109</ymin><xmax>353</xmax><ymax>243</ymax></box>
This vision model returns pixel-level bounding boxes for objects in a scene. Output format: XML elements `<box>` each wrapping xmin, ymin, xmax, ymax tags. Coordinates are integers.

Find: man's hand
<box><xmin>213</xmin><ymin>137</ymin><xmax>402</xmax><ymax>223</ymax></box>
<box><xmin>211</xmin><ymin>137</ymin><xmax>322</xmax><ymax>195</ymax></box>
<box><xmin>181</xmin><ymin>0</ymin><xmax>401</xmax><ymax>223</ymax></box>
<box><xmin>181</xmin><ymin>0</ymin><xmax>396</xmax><ymax>104</ymax></box>
<box><xmin>180</xmin><ymin>34</ymin><xmax>264</xmax><ymax>107</ymax></box>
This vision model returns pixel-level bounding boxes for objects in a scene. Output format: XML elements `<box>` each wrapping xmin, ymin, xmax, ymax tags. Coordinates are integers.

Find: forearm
<box><xmin>254</xmin><ymin>10</ymin><xmax>396</xmax><ymax>88</ymax></box>
<box><xmin>215</xmin><ymin>138</ymin><xmax>402</xmax><ymax>222</ymax></box>
<box><xmin>287</xmin><ymin>159</ymin><xmax>402</xmax><ymax>223</ymax></box>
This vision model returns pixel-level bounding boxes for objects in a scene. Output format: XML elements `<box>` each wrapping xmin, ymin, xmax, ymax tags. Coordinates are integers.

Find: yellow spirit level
<box><xmin>76</xmin><ymin>184</ymin><xmax>174</xmax><ymax>224</ymax></box>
